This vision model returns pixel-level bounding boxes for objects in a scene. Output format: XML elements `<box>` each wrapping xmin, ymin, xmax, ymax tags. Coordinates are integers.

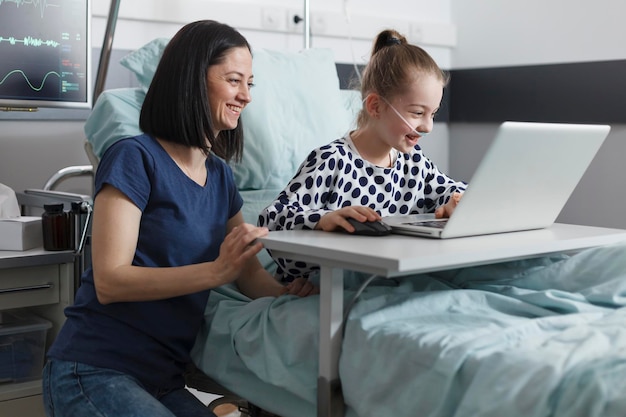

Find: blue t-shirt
<box><xmin>47</xmin><ymin>134</ymin><xmax>243</xmax><ymax>393</ymax></box>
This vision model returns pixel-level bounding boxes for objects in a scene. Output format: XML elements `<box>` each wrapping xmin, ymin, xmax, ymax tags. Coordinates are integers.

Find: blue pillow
<box><xmin>233</xmin><ymin>48</ymin><xmax>354</xmax><ymax>190</ymax></box>
<box><xmin>96</xmin><ymin>38</ymin><xmax>357</xmax><ymax>191</ymax></box>
<box><xmin>119</xmin><ymin>38</ymin><xmax>169</xmax><ymax>92</ymax></box>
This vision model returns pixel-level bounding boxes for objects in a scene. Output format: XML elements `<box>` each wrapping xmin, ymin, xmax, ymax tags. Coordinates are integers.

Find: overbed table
<box><xmin>259</xmin><ymin>223</ymin><xmax>626</xmax><ymax>417</ymax></box>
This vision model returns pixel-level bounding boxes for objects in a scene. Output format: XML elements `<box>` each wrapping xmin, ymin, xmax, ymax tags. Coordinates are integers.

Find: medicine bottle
<box><xmin>42</xmin><ymin>203</ymin><xmax>71</xmax><ymax>251</ymax></box>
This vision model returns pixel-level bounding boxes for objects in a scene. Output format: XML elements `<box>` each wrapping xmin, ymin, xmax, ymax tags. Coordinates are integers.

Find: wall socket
<box><xmin>261</xmin><ymin>8</ymin><xmax>285</xmax><ymax>31</ymax></box>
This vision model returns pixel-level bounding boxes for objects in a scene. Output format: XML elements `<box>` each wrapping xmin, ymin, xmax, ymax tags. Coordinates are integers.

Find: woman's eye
<box><xmin>247</xmin><ymin>82</ymin><xmax>255</xmax><ymax>89</ymax></box>
<box><xmin>229</xmin><ymin>78</ymin><xmax>241</xmax><ymax>85</ymax></box>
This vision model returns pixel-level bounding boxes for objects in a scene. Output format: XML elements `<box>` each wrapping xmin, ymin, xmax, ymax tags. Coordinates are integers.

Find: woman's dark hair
<box><xmin>357</xmin><ymin>29</ymin><xmax>449</xmax><ymax>128</ymax></box>
<box><xmin>140</xmin><ymin>20</ymin><xmax>250</xmax><ymax>162</ymax></box>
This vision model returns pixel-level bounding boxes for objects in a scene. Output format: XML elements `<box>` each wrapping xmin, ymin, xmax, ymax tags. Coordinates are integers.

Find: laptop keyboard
<box><xmin>406</xmin><ymin>219</ymin><xmax>448</xmax><ymax>229</ymax></box>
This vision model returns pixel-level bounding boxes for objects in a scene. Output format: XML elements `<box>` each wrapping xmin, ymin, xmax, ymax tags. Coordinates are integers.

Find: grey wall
<box><xmin>448</xmin><ymin>123</ymin><xmax>626</xmax><ymax>230</ymax></box>
<box><xmin>447</xmin><ymin>0</ymin><xmax>626</xmax><ymax>230</ymax></box>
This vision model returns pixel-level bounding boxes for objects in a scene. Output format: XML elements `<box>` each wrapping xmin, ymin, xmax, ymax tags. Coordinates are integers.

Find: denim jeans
<box><xmin>42</xmin><ymin>359</ymin><xmax>217</xmax><ymax>417</ymax></box>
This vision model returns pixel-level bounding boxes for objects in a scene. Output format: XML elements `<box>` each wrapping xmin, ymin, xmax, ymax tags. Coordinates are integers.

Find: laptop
<box><xmin>382</xmin><ymin>121</ymin><xmax>611</xmax><ymax>239</ymax></box>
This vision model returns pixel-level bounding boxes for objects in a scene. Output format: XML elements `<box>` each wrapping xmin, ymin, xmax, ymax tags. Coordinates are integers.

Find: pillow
<box><xmin>84</xmin><ymin>88</ymin><xmax>145</xmax><ymax>159</ymax></box>
<box><xmin>232</xmin><ymin>48</ymin><xmax>354</xmax><ymax>190</ymax></box>
<box><xmin>117</xmin><ymin>39</ymin><xmax>356</xmax><ymax>191</ymax></box>
<box><xmin>119</xmin><ymin>38</ymin><xmax>169</xmax><ymax>91</ymax></box>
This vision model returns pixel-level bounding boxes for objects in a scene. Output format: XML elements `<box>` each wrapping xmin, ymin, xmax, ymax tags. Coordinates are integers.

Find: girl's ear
<box><xmin>364</xmin><ymin>93</ymin><xmax>384</xmax><ymax>119</ymax></box>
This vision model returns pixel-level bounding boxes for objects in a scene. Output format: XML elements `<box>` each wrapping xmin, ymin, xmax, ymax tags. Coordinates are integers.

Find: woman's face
<box><xmin>207</xmin><ymin>46</ymin><xmax>253</xmax><ymax>135</ymax></box>
<box><xmin>379</xmin><ymin>72</ymin><xmax>444</xmax><ymax>153</ymax></box>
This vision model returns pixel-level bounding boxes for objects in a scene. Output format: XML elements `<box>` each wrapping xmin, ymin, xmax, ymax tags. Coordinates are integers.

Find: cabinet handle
<box><xmin>0</xmin><ymin>283</ymin><xmax>54</xmax><ymax>294</ymax></box>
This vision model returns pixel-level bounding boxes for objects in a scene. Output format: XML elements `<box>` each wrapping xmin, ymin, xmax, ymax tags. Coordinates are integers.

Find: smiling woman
<box><xmin>41</xmin><ymin>20</ymin><xmax>317</xmax><ymax>417</ymax></box>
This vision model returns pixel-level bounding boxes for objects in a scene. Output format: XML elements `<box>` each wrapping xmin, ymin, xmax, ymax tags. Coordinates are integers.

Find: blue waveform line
<box><xmin>0</xmin><ymin>0</ymin><xmax>60</xmax><ymax>19</ymax></box>
<box><xmin>0</xmin><ymin>35</ymin><xmax>60</xmax><ymax>47</ymax></box>
<box><xmin>0</xmin><ymin>69</ymin><xmax>60</xmax><ymax>91</ymax></box>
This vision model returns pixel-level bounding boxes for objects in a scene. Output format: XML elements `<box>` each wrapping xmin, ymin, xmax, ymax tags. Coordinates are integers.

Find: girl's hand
<box><xmin>284</xmin><ymin>277</ymin><xmax>319</xmax><ymax>297</ymax></box>
<box><xmin>435</xmin><ymin>192</ymin><xmax>463</xmax><ymax>219</ymax></box>
<box><xmin>316</xmin><ymin>206</ymin><xmax>381</xmax><ymax>233</ymax></box>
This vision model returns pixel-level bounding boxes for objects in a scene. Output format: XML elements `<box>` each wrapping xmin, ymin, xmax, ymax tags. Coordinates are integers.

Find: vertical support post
<box><xmin>303</xmin><ymin>0</ymin><xmax>311</xmax><ymax>49</ymax></box>
<box><xmin>317</xmin><ymin>265</ymin><xmax>345</xmax><ymax>417</ymax></box>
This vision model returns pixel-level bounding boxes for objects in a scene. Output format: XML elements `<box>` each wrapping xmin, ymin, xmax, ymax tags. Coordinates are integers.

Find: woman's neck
<box><xmin>157</xmin><ymin>139</ymin><xmax>208</xmax><ymax>185</ymax></box>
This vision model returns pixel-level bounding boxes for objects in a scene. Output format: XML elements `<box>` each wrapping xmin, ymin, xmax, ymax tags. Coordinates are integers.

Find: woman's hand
<box><xmin>215</xmin><ymin>223</ymin><xmax>269</xmax><ymax>285</ymax></box>
<box><xmin>435</xmin><ymin>192</ymin><xmax>463</xmax><ymax>219</ymax></box>
<box><xmin>283</xmin><ymin>277</ymin><xmax>319</xmax><ymax>297</ymax></box>
<box><xmin>316</xmin><ymin>206</ymin><xmax>381</xmax><ymax>233</ymax></box>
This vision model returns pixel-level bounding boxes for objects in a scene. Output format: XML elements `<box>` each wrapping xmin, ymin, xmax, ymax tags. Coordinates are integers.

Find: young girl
<box><xmin>259</xmin><ymin>29</ymin><xmax>466</xmax><ymax>281</ymax></box>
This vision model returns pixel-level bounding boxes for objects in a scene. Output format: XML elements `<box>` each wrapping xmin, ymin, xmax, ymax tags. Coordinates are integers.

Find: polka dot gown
<box><xmin>258</xmin><ymin>134</ymin><xmax>467</xmax><ymax>280</ymax></box>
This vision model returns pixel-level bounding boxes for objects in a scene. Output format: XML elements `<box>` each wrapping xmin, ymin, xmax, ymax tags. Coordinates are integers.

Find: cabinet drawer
<box><xmin>0</xmin><ymin>265</ymin><xmax>60</xmax><ymax>310</ymax></box>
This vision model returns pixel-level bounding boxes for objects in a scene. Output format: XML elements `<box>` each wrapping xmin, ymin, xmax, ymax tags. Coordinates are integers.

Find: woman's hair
<box><xmin>357</xmin><ymin>29</ymin><xmax>449</xmax><ymax>127</ymax></box>
<box><xmin>140</xmin><ymin>20</ymin><xmax>250</xmax><ymax>162</ymax></box>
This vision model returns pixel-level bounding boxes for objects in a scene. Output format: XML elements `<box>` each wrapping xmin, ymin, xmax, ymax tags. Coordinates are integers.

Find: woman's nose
<box><xmin>238</xmin><ymin>85</ymin><xmax>252</xmax><ymax>104</ymax></box>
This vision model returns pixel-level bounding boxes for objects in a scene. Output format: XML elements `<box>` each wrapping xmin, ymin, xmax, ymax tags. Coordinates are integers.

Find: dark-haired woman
<box><xmin>42</xmin><ymin>20</ymin><xmax>315</xmax><ymax>417</ymax></box>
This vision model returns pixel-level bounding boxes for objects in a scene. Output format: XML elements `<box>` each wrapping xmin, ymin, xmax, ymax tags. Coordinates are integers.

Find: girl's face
<box><xmin>378</xmin><ymin>73</ymin><xmax>444</xmax><ymax>153</ymax></box>
<box><xmin>207</xmin><ymin>46</ymin><xmax>254</xmax><ymax>135</ymax></box>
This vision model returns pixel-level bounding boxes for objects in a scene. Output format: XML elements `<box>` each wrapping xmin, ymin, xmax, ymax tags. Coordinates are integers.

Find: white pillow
<box><xmin>233</xmin><ymin>48</ymin><xmax>354</xmax><ymax>190</ymax></box>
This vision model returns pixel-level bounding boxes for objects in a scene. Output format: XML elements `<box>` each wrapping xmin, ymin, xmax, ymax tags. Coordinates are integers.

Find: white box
<box><xmin>0</xmin><ymin>216</ymin><xmax>42</xmax><ymax>251</ymax></box>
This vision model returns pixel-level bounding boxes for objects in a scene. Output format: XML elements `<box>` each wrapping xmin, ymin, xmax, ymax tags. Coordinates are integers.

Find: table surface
<box><xmin>0</xmin><ymin>247</ymin><xmax>75</xmax><ymax>269</ymax></box>
<box><xmin>260</xmin><ymin>223</ymin><xmax>626</xmax><ymax>277</ymax></box>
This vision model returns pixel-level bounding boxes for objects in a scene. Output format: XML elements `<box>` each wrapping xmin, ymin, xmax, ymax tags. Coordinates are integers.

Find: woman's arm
<box><xmin>91</xmin><ymin>185</ymin><xmax>262</xmax><ymax>304</ymax></box>
<box><xmin>92</xmin><ymin>185</ymin><xmax>314</xmax><ymax>304</ymax></box>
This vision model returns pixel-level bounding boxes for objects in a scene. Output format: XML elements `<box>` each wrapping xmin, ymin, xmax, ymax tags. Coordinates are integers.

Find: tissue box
<box><xmin>0</xmin><ymin>216</ymin><xmax>43</xmax><ymax>251</ymax></box>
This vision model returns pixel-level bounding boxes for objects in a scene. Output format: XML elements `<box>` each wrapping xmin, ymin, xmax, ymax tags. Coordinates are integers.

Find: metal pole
<box><xmin>93</xmin><ymin>0</ymin><xmax>121</xmax><ymax>104</ymax></box>
<box><xmin>303</xmin><ymin>0</ymin><xmax>310</xmax><ymax>49</ymax></box>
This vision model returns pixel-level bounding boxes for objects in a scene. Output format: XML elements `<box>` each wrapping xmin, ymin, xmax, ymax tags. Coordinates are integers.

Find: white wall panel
<box><xmin>451</xmin><ymin>0</ymin><xmax>626</xmax><ymax>69</ymax></box>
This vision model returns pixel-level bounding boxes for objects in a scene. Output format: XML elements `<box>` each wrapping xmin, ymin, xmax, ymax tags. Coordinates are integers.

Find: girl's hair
<box><xmin>140</xmin><ymin>20</ymin><xmax>250</xmax><ymax>162</ymax></box>
<box><xmin>357</xmin><ymin>29</ymin><xmax>449</xmax><ymax>127</ymax></box>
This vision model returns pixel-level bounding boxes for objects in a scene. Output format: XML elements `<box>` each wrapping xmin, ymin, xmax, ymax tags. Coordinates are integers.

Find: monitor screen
<box><xmin>0</xmin><ymin>0</ymin><xmax>92</xmax><ymax>112</ymax></box>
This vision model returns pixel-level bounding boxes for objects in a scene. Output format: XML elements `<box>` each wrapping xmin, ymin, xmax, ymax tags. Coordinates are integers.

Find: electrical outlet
<box><xmin>287</xmin><ymin>10</ymin><xmax>329</xmax><ymax>35</ymax></box>
<box><xmin>261</xmin><ymin>8</ymin><xmax>284</xmax><ymax>30</ymax></box>
<box><xmin>288</xmin><ymin>8</ymin><xmax>305</xmax><ymax>33</ymax></box>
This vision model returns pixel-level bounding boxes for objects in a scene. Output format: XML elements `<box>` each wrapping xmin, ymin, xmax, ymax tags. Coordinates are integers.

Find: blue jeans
<box><xmin>42</xmin><ymin>359</ymin><xmax>217</xmax><ymax>417</ymax></box>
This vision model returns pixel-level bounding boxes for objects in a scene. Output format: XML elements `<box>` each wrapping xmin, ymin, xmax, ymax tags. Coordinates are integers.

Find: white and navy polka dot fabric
<box><xmin>258</xmin><ymin>134</ymin><xmax>467</xmax><ymax>280</ymax></box>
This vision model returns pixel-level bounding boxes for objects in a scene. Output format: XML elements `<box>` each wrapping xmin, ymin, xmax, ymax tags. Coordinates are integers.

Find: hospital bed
<box><xmin>82</xmin><ymin>37</ymin><xmax>626</xmax><ymax>417</ymax></box>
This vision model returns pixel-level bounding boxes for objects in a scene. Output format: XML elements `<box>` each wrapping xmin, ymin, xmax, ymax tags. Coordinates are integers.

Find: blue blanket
<box><xmin>191</xmin><ymin>242</ymin><xmax>626</xmax><ymax>417</ymax></box>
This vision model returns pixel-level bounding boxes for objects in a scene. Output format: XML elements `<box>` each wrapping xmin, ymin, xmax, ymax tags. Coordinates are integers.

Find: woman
<box><xmin>42</xmin><ymin>20</ymin><xmax>315</xmax><ymax>417</ymax></box>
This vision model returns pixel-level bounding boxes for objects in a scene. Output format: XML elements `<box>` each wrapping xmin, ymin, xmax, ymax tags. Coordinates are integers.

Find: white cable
<box><xmin>342</xmin><ymin>0</ymin><xmax>363</xmax><ymax>85</ymax></box>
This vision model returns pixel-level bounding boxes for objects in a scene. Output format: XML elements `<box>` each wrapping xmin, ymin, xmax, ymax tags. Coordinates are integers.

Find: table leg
<box><xmin>317</xmin><ymin>266</ymin><xmax>345</xmax><ymax>417</ymax></box>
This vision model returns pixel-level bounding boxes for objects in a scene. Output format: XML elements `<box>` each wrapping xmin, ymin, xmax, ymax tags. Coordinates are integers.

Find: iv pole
<box><xmin>93</xmin><ymin>0</ymin><xmax>121</xmax><ymax>104</ymax></box>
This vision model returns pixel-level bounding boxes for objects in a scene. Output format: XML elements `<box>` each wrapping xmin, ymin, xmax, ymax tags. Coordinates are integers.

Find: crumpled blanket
<box><xmin>191</xmin><ymin>242</ymin><xmax>626</xmax><ymax>417</ymax></box>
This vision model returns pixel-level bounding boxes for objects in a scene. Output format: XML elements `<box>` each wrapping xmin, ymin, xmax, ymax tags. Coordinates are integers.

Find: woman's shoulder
<box><xmin>103</xmin><ymin>133</ymin><xmax>155</xmax><ymax>159</ymax></box>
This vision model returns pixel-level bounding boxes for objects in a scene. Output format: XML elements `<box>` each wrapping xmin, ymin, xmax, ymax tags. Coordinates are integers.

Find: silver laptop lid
<box><xmin>385</xmin><ymin>121</ymin><xmax>611</xmax><ymax>238</ymax></box>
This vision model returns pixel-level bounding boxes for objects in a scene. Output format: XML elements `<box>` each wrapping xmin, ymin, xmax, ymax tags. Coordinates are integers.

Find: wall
<box><xmin>448</xmin><ymin>0</ymin><xmax>626</xmax><ymax>229</ymax></box>
<box><xmin>451</xmin><ymin>0</ymin><xmax>626</xmax><ymax>69</ymax></box>
<box><xmin>0</xmin><ymin>0</ymin><xmax>454</xmax><ymax>197</ymax></box>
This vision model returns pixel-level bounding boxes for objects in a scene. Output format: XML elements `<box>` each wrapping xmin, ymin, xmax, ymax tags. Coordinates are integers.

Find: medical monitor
<box><xmin>0</xmin><ymin>0</ymin><xmax>92</xmax><ymax>112</ymax></box>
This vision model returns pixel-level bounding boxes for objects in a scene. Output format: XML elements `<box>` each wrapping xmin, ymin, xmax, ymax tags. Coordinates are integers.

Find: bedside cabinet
<box><xmin>0</xmin><ymin>248</ymin><xmax>76</xmax><ymax>417</ymax></box>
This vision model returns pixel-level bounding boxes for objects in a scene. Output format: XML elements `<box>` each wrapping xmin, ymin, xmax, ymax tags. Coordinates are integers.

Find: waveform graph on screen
<box><xmin>0</xmin><ymin>0</ymin><xmax>91</xmax><ymax>110</ymax></box>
